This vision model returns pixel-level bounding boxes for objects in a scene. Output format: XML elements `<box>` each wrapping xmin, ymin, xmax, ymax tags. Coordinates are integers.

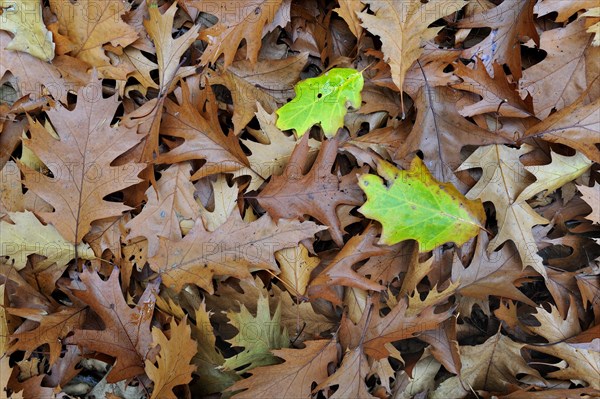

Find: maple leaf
<box><xmin>223</xmin><ymin>293</ymin><xmax>289</xmax><ymax>373</ymax></box>
<box><xmin>149</xmin><ymin>212</ymin><xmax>325</xmax><ymax>293</ymax></box>
<box><xmin>456</xmin><ymin>0</ymin><xmax>539</xmax><ymax>80</ymax></box>
<box><xmin>258</xmin><ymin>134</ymin><xmax>365</xmax><ymax>246</ymax></box>
<box><xmin>227</xmin><ymin>339</ymin><xmax>337</xmax><ymax>398</ymax></box>
<box><xmin>66</xmin><ymin>268</ymin><xmax>158</xmax><ymax>383</ymax></box>
<box><xmin>48</xmin><ymin>0</ymin><xmax>138</xmax><ymax>70</ymax></box>
<box><xmin>126</xmin><ymin>162</ymin><xmax>200</xmax><ymax>257</ymax></box>
<box><xmin>145</xmin><ymin>316</ymin><xmax>197</xmax><ymax>399</ymax></box>
<box><xmin>0</xmin><ymin>211</ymin><xmax>94</xmax><ymax>271</ymax></box>
<box><xmin>194</xmin><ymin>0</ymin><xmax>286</xmax><ymax>67</ymax></box>
<box><xmin>431</xmin><ymin>333</ymin><xmax>541</xmax><ymax>398</ymax></box>
<box><xmin>144</xmin><ymin>1</ymin><xmax>199</xmax><ymax>95</ymax></box>
<box><xmin>358</xmin><ymin>157</ymin><xmax>486</xmax><ymax>251</ymax></box>
<box><xmin>358</xmin><ymin>0</ymin><xmax>465</xmax><ymax>95</ymax></box>
<box><xmin>0</xmin><ymin>0</ymin><xmax>54</xmax><ymax>61</ymax></box>
<box><xmin>275</xmin><ymin>68</ymin><xmax>364</xmax><ymax>138</ymax></box>
<box><xmin>457</xmin><ymin>144</ymin><xmax>550</xmax><ymax>277</ymax></box>
<box><xmin>20</xmin><ymin>82</ymin><xmax>145</xmax><ymax>244</ymax></box>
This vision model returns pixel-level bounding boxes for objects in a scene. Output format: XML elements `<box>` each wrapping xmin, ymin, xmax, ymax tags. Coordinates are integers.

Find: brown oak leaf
<box><xmin>66</xmin><ymin>268</ymin><xmax>158</xmax><ymax>382</ymax></box>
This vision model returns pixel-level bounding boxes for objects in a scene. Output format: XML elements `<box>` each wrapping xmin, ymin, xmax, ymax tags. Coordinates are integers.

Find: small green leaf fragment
<box><xmin>358</xmin><ymin>158</ymin><xmax>486</xmax><ymax>252</ymax></box>
<box><xmin>275</xmin><ymin>68</ymin><xmax>364</xmax><ymax>138</ymax></box>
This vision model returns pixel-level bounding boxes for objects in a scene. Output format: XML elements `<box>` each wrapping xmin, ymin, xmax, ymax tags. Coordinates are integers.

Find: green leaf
<box><xmin>223</xmin><ymin>294</ymin><xmax>289</xmax><ymax>374</ymax></box>
<box><xmin>275</xmin><ymin>68</ymin><xmax>364</xmax><ymax>138</ymax></box>
<box><xmin>358</xmin><ymin>157</ymin><xmax>486</xmax><ymax>251</ymax></box>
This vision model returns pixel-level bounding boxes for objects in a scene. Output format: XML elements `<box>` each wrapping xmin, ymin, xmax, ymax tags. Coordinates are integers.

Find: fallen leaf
<box><xmin>258</xmin><ymin>135</ymin><xmax>365</xmax><ymax>246</ymax></box>
<box><xmin>195</xmin><ymin>0</ymin><xmax>285</xmax><ymax>67</ymax></box>
<box><xmin>457</xmin><ymin>145</ymin><xmax>550</xmax><ymax>277</ymax></box>
<box><xmin>0</xmin><ymin>211</ymin><xmax>94</xmax><ymax>271</ymax></box>
<box><xmin>358</xmin><ymin>0</ymin><xmax>466</xmax><ymax>98</ymax></box>
<box><xmin>66</xmin><ymin>268</ymin><xmax>158</xmax><ymax>383</ymax></box>
<box><xmin>145</xmin><ymin>316</ymin><xmax>197</xmax><ymax>399</ymax></box>
<box><xmin>227</xmin><ymin>339</ymin><xmax>337</xmax><ymax>398</ymax></box>
<box><xmin>275</xmin><ymin>67</ymin><xmax>364</xmax><ymax>137</ymax></box>
<box><xmin>149</xmin><ymin>212</ymin><xmax>325</xmax><ymax>293</ymax></box>
<box><xmin>359</xmin><ymin>157</ymin><xmax>486</xmax><ymax>251</ymax></box>
<box><xmin>20</xmin><ymin>82</ymin><xmax>145</xmax><ymax>244</ymax></box>
<box><xmin>223</xmin><ymin>293</ymin><xmax>289</xmax><ymax>373</ymax></box>
<box><xmin>0</xmin><ymin>0</ymin><xmax>54</xmax><ymax>61</ymax></box>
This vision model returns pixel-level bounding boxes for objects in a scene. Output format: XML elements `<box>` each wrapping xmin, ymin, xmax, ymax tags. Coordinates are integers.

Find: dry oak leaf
<box><xmin>431</xmin><ymin>333</ymin><xmax>541</xmax><ymax>398</ymax></box>
<box><xmin>241</xmin><ymin>102</ymin><xmax>321</xmax><ymax>189</ymax></box>
<box><xmin>126</xmin><ymin>162</ymin><xmax>200</xmax><ymax>257</ymax></box>
<box><xmin>457</xmin><ymin>145</ymin><xmax>550</xmax><ymax>278</ymax></box>
<box><xmin>1</xmin><ymin>285</ymin><xmax>24</xmax><ymax>399</ymax></box>
<box><xmin>258</xmin><ymin>135</ymin><xmax>365</xmax><ymax>247</ymax></box>
<box><xmin>451</xmin><ymin>232</ymin><xmax>537</xmax><ymax>310</ymax></box>
<box><xmin>195</xmin><ymin>0</ymin><xmax>285</xmax><ymax>67</ymax></box>
<box><xmin>516</xmin><ymin>151</ymin><xmax>592</xmax><ymax>203</ymax></box>
<box><xmin>48</xmin><ymin>0</ymin><xmax>138</xmax><ymax>70</ymax></box>
<box><xmin>307</xmin><ymin>225</ymin><xmax>386</xmax><ymax>305</ymax></box>
<box><xmin>227</xmin><ymin>339</ymin><xmax>337</xmax><ymax>398</ymax></box>
<box><xmin>66</xmin><ymin>268</ymin><xmax>158</xmax><ymax>383</ymax></box>
<box><xmin>397</xmin><ymin>86</ymin><xmax>511</xmax><ymax>186</ymax></box>
<box><xmin>159</xmin><ymin>83</ymin><xmax>261</xmax><ymax>183</ymax></box>
<box><xmin>351</xmin><ymin>287</ymin><xmax>455</xmax><ymax>360</ymax></box>
<box><xmin>149</xmin><ymin>212</ymin><xmax>325</xmax><ymax>293</ymax></box>
<box><xmin>315</xmin><ymin>346</ymin><xmax>376</xmax><ymax>399</ymax></box>
<box><xmin>358</xmin><ymin>0</ymin><xmax>466</xmax><ymax>96</ymax></box>
<box><xmin>145</xmin><ymin>316</ymin><xmax>197</xmax><ymax>399</ymax></box>
<box><xmin>20</xmin><ymin>86</ymin><xmax>145</xmax><ymax>244</ymax></box>
<box><xmin>0</xmin><ymin>211</ymin><xmax>94</xmax><ymax>271</ymax></box>
<box><xmin>528</xmin><ymin>341</ymin><xmax>600</xmax><ymax>390</ymax></box>
<box><xmin>275</xmin><ymin>244</ymin><xmax>320</xmax><ymax>297</ymax></box>
<box><xmin>452</xmin><ymin>59</ymin><xmax>533</xmax><ymax>118</ymax></box>
<box><xmin>0</xmin><ymin>31</ymin><xmax>68</xmax><ymax>103</ymax></box>
<box><xmin>334</xmin><ymin>0</ymin><xmax>364</xmax><ymax>38</ymax></box>
<box><xmin>456</xmin><ymin>0</ymin><xmax>539</xmax><ymax>80</ymax></box>
<box><xmin>523</xmin><ymin>94</ymin><xmax>600</xmax><ymax>163</ymax></box>
<box><xmin>535</xmin><ymin>0</ymin><xmax>599</xmax><ymax>22</ymax></box>
<box><xmin>190</xmin><ymin>302</ymin><xmax>239</xmax><ymax>395</ymax></box>
<box><xmin>578</xmin><ymin>184</ymin><xmax>600</xmax><ymax>224</ymax></box>
<box><xmin>519</xmin><ymin>18</ymin><xmax>600</xmax><ymax>119</ymax></box>
<box><xmin>8</xmin><ymin>303</ymin><xmax>86</xmax><ymax>366</ymax></box>
<box><xmin>0</xmin><ymin>0</ymin><xmax>54</xmax><ymax>61</ymax></box>
<box><xmin>144</xmin><ymin>1</ymin><xmax>199</xmax><ymax>95</ymax></box>
<box><xmin>204</xmin><ymin>52</ymin><xmax>308</xmax><ymax>135</ymax></box>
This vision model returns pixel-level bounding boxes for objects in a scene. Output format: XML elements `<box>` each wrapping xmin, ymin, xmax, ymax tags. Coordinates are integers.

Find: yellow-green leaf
<box><xmin>275</xmin><ymin>68</ymin><xmax>363</xmax><ymax>138</ymax></box>
<box><xmin>0</xmin><ymin>0</ymin><xmax>54</xmax><ymax>61</ymax></box>
<box><xmin>358</xmin><ymin>158</ymin><xmax>485</xmax><ymax>251</ymax></box>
